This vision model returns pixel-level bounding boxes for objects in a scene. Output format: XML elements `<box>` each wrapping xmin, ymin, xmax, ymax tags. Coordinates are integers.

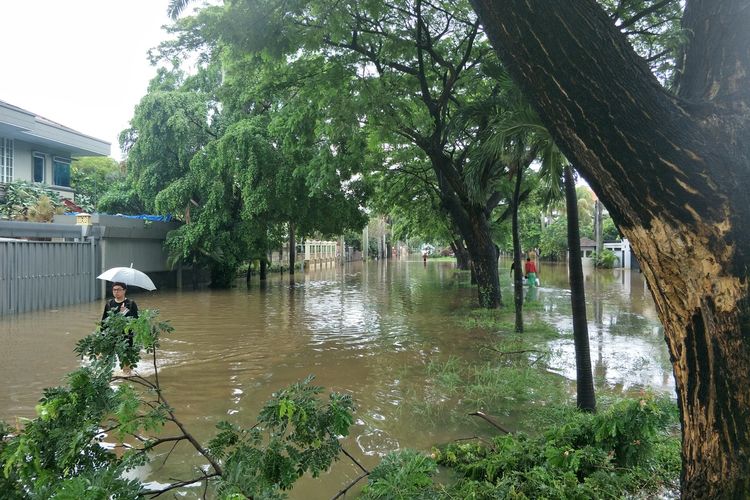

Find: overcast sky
<box><xmin>1</xmin><ymin>0</ymin><xmax>176</xmax><ymax>160</ymax></box>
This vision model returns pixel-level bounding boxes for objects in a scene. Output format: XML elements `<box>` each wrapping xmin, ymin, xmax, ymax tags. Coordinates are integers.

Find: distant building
<box><xmin>574</xmin><ymin>237</ymin><xmax>637</xmax><ymax>269</ymax></box>
<box><xmin>579</xmin><ymin>237</ymin><xmax>597</xmax><ymax>260</ymax></box>
<box><xmin>0</xmin><ymin>100</ymin><xmax>110</xmax><ymax>201</ymax></box>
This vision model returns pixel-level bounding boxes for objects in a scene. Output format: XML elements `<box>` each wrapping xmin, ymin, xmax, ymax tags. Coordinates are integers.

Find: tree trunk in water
<box><xmin>434</xmin><ymin>157</ymin><xmax>501</xmax><ymax>308</ymax></box>
<box><xmin>511</xmin><ymin>167</ymin><xmax>524</xmax><ymax>333</ymax></box>
<box><xmin>452</xmin><ymin>239</ymin><xmax>471</xmax><ymax>270</ymax></box>
<box><xmin>259</xmin><ymin>258</ymin><xmax>267</xmax><ymax>281</ymax></box>
<box><xmin>470</xmin><ymin>0</ymin><xmax>750</xmax><ymax>495</ymax></box>
<box><xmin>289</xmin><ymin>222</ymin><xmax>296</xmax><ymax>276</ymax></box>
<box><xmin>565</xmin><ymin>165</ymin><xmax>596</xmax><ymax>412</ymax></box>
<box><xmin>471</xmin><ymin>248</ymin><xmax>498</xmax><ymax>307</ymax></box>
<box><xmin>458</xmin><ymin>203</ymin><xmax>499</xmax><ymax>307</ymax></box>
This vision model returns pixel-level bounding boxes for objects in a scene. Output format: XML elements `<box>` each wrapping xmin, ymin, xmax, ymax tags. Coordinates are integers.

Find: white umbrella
<box><xmin>97</xmin><ymin>264</ymin><xmax>157</xmax><ymax>291</ymax></box>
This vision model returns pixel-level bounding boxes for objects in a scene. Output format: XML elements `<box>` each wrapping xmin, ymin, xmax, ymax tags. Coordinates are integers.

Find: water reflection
<box><xmin>0</xmin><ymin>259</ymin><xmax>674</xmax><ymax>497</ymax></box>
<box><xmin>532</xmin><ymin>261</ymin><xmax>674</xmax><ymax>394</ymax></box>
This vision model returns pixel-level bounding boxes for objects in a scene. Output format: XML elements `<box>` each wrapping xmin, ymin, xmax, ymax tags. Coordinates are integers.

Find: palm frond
<box><xmin>168</xmin><ymin>0</ymin><xmax>194</xmax><ymax>20</ymax></box>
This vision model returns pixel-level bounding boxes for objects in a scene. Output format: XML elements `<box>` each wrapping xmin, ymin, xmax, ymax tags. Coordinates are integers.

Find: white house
<box><xmin>572</xmin><ymin>237</ymin><xmax>638</xmax><ymax>269</ymax></box>
<box><xmin>0</xmin><ymin>99</ymin><xmax>110</xmax><ymax>200</ymax></box>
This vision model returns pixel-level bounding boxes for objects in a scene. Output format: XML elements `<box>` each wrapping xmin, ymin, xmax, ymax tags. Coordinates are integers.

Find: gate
<box><xmin>0</xmin><ymin>239</ymin><xmax>99</xmax><ymax>315</ymax></box>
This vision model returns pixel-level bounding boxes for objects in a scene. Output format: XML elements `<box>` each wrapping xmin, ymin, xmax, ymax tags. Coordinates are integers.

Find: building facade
<box><xmin>0</xmin><ymin>100</ymin><xmax>110</xmax><ymax>200</ymax></box>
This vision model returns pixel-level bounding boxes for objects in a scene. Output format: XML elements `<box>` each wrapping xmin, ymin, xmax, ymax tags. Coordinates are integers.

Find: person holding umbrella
<box><xmin>97</xmin><ymin>265</ymin><xmax>155</xmax><ymax>323</ymax></box>
<box><xmin>97</xmin><ymin>264</ymin><xmax>155</xmax><ymax>376</ymax></box>
<box><xmin>101</xmin><ymin>282</ymin><xmax>139</xmax><ymax>321</ymax></box>
<box><xmin>100</xmin><ymin>282</ymin><xmax>139</xmax><ymax>375</ymax></box>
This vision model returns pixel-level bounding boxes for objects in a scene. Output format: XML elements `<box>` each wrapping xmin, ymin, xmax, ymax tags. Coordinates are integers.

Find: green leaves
<box><xmin>361</xmin><ymin>450</ymin><xmax>438</xmax><ymax>499</ymax></box>
<box><xmin>210</xmin><ymin>376</ymin><xmax>355</xmax><ymax>497</ymax></box>
<box><xmin>1</xmin><ymin>180</ymin><xmax>64</xmax><ymax>221</ymax></box>
<box><xmin>433</xmin><ymin>394</ymin><xmax>679</xmax><ymax>498</ymax></box>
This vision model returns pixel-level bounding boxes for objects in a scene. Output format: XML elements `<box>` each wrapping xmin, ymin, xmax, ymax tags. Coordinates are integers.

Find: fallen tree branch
<box><xmin>331</xmin><ymin>471</ymin><xmax>370</xmax><ymax>500</ymax></box>
<box><xmin>483</xmin><ymin>346</ymin><xmax>545</xmax><ymax>356</ymax></box>
<box><xmin>469</xmin><ymin>411</ymin><xmax>511</xmax><ymax>434</ymax></box>
<box><xmin>330</xmin><ymin>446</ymin><xmax>371</xmax><ymax>499</ymax></box>
<box><xmin>142</xmin><ymin>472</ymin><xmax>221</xmax><ymax>498</ymax></box>
<box><xmin>341</xmin><ymin>446</ymin><xmax>369</xmax><ymax>474</ymax></box>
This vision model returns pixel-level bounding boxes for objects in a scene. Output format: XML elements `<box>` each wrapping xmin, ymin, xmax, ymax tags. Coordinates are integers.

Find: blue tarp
<box><xmin>113</xmin><ymin>214</ymin><xmax>172</xmax><ymax>222</ymax></box>
<box><xmin>63</xmin><ymin>213</ymin><xmax>172</xmax><ymax>222</ymax></box>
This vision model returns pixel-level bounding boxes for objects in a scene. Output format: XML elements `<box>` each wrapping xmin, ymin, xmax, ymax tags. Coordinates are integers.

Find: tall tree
<box><xmin>470</xmin><ymin>0</ymin><xmax>750</xmax><ymax>496</ymax></box>
<box><xmin>212</xmin><ymin>0</ymin><xmax>508</xmax><ymax>307</ymax></box>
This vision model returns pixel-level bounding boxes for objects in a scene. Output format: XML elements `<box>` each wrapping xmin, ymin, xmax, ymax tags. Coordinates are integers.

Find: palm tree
<box><xmin>537</xmin><ymin>143</ymin><xmax>596</xmax><ymax>412</ymax></box>
<box><xmin>468</xmin><ymin>70</ymin><xmax>596</xmax><ymax>410</ymax></box>
<box><xmin>167</xmin><ymin>0</ymin><xmax>192</xmax><ymax>19</ymax></box>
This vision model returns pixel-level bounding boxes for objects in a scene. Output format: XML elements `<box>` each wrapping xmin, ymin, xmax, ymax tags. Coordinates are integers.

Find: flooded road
<box><xmin>0</xmin><ymin>258</ymin><xmax>672</xmax><ymax>496</ymax></box>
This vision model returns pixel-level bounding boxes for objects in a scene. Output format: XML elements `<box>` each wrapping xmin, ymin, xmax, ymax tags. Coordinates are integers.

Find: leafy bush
<box><xmin>361</xmin><ymin>450</ymin><xmax>438</xmax><ymax>499</ymax></box>
<box><xmin>433</xmin><ymin>395</ymin><xmax>680</xmax><ymax>498</ymax></box>
<box><xmin>1</xmin><ymin>180</ymin><xmax>64</xmax><ymax>221</ymax></box>
<box><xmin>539</xmin><ymin>218</ymin><xmax>568</xmax><ymax>261</ymax></box>
<box><xmin>71</xmin><ymin>156</ymin><xmax>123</xmax><ymax>210</ymax></box>
<box><xmin>594</xmin><ymin>249</ymin><xmax>619</xmax><ymax>268</ymax></box>
<box><xmin>210</xmin><ymin>376</ymin><xmax>354</xmax><ymax>497</ymax></box>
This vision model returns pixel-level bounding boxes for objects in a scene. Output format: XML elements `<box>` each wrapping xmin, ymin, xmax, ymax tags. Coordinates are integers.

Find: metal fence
<box><xmin>0</xmin><ymin>239</ymin><xmax>99</xmax><ymax>315</ymax></box>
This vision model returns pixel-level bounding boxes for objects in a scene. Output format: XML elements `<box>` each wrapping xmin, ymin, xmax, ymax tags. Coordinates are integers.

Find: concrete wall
<box><xmin>54</xmin><ymin>214</ymin><xmax>185</xmax><ymax>295</ymax></box>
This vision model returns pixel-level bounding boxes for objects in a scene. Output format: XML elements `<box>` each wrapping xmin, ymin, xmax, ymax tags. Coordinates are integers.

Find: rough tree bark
<box><xmin>469</xmin><ymin>0</ymin><xmax>750</xmax><ymax>496</ymax></box>
<box><xmin>565</xmin><ymin>164</ymin><xmax>596</xmax><ymax>412</ymax></box>
<box><xmin>437</xmin><ymin>163</ymin><xmax>501</xmax><ymax>308</ymax></box>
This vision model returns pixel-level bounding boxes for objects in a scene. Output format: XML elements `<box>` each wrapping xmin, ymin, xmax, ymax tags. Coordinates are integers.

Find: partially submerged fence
<box><xmin>0</xmin><ymin>239</ymin><xmax>100</xmax><ymax>315</ymax></box>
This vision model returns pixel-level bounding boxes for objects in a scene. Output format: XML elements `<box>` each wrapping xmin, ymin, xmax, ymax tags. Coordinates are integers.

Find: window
<box><xmin>33</xmin><ymin>152</ymin><xmax>45</xmax><ymax>183</ymax></box>
<box><xmin>0</xmin><ymin>137</ymin><xmax>13</xmax><ymax>183</ymax></box>
<box><xmin>53</xmin><ymin>156</ymin><xmax>71</xmax><ymax>187</ymax></box>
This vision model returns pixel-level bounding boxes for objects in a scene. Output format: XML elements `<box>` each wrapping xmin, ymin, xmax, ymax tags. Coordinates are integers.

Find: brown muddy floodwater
<box><xmin>0</xmin><ymin>259</ymin><xmax>673</xmax><ymax>497</ymax></box>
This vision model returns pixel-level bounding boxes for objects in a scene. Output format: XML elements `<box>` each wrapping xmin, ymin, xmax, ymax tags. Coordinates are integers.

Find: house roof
<box><xmin>0</xmin><ymin>99</ymin><xmax>110</xmax><ymax>157</ymax></box>
<box><xmin>580</xmin><ymin>237</ymin><xmax>597</xmax><ymax>247</ymax></box>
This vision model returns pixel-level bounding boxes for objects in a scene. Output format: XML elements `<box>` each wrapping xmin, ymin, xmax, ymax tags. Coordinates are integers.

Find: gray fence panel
<box><xmin>0</xmin><ymin>240</ymin><xmax>96</xmax><ymax>315</ymax></box>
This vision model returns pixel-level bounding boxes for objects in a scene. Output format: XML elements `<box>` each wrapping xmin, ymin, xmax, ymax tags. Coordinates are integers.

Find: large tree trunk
<box><xmin>565</xmin><ymin>164</ymin><xmax>596</xmax><ymax>412</ymax></box>
<box><xmin>259</xmin><ymin>257</ymin><xmax>268</xmax><ymax>281</ymax></box>
<box><xmin>449</xmin><ymin>200</ymin><xmax>500</xmax><ymax>307</ymax></box>
<box><xmin>470</xmin><ymin>0</ymin><xmax>750</xmax><ymax>496</ymax></box>
<box><xmin>434</xmin><ymin>156</ymin><xmax>502</xmax><ymax>308</ymax></box>
<box><xmin>511</xmin><ymin>167</ymin><xmax>524</xmax><ymax>333</ymax></box>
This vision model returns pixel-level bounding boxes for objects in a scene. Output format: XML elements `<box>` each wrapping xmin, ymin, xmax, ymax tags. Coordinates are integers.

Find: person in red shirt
<box><xmin>524</xmin><ymin>257</ymin><xmax>538</xmax><ymax>286</ymax></box>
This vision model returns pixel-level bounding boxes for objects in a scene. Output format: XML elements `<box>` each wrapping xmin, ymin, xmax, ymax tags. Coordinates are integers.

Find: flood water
<box><xmin>0</xmin><ymin>258</ymin><xmax>673</xmax><ymax>497</ymax></box>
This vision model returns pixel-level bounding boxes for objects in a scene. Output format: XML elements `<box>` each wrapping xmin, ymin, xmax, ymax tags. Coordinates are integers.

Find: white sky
<box><xmin>1</xmin><ymin>0</ymin><xmax>176</xmax><ymax>160</ymax></box>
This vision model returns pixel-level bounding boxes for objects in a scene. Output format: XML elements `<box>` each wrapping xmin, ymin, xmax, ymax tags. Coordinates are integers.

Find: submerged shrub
<box><xmin>361</xmin><ymin>449</ymin><xmax>438</xmax><ymax>499</ymax></box>
<box><xmin>433</xmin><ymin>395</ymin><xmax>679</xmax><ymax>498</ymax></box>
